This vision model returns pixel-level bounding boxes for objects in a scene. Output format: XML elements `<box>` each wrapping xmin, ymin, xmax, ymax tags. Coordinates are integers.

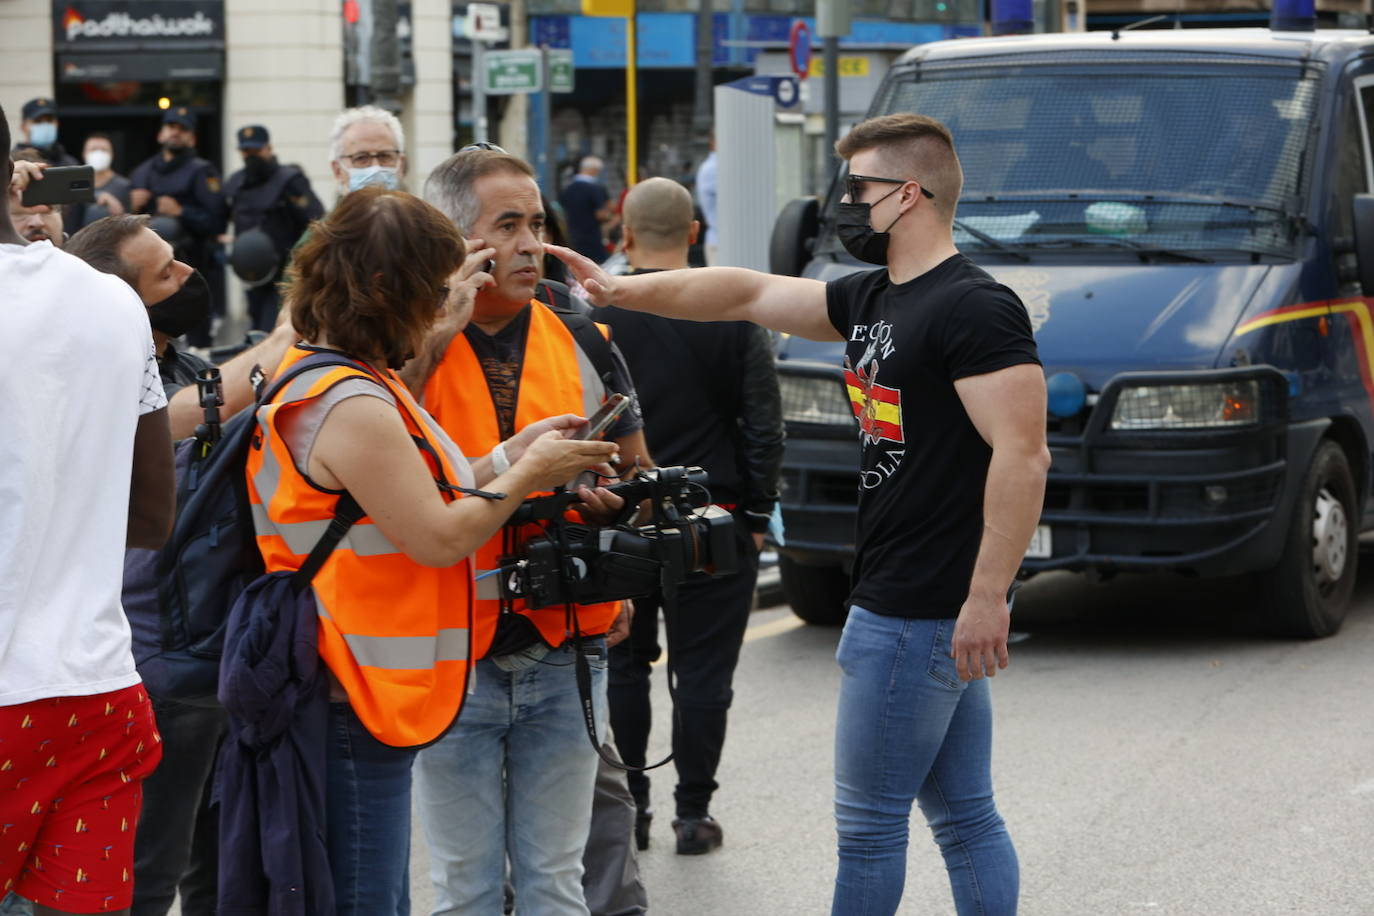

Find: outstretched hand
<box><xmin>544</xmin><ymin>244</ymin><xmax>618</xmax><ymax>307</ymax></box>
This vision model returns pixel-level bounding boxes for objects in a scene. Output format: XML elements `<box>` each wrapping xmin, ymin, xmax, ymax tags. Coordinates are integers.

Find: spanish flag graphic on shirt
<box><xmin>844</xmin><ymin>351</ymin><xmax>904</xmax><ymax>446</ymax></box>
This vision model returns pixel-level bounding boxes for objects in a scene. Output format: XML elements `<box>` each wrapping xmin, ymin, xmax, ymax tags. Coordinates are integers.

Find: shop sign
<box><xmin>53</xmin><ymin>0</ymin><xmax>224</xmax><ymax>50</ymax></box>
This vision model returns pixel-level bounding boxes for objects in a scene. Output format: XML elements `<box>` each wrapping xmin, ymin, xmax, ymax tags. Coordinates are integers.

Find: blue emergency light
<box><xmin>991</xmin><ymin>0</ymin><xmax>1034</xmax><ymax>35</ymax></box>
<box><xmin>1271</xmin><ymin>0</ymin><xmax>1316</xmax><ymax>32</ymax></box>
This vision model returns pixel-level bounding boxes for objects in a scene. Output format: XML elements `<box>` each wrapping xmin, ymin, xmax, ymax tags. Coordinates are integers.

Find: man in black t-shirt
<box><xmin>550</xmin><ymin>113</ymin><xmax>1048</xmax><ymax>916</ymax></box>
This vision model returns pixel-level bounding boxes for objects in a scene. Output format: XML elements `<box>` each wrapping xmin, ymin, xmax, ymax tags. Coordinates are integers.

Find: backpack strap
<box><xmin>536</xmin><ymin>279</ymin><xmax>616</xmax><ymax>388</ymax></box>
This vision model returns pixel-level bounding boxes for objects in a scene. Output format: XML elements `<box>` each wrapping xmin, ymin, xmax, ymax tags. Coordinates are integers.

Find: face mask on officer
<box><xmin>84</xmin><ymin>149</ymin><xmax>112</xmax><ymax>173</ymax></box>
<box><xmin>243</xmin><ymin>153</ymin><xmax>275</xmax><ymax>183</ymax></box>
<box><xmin>28</xmin><ymin>122</ymin><xmax>57</xmax><ymax>149</ymax></box>
<box><xmin>836</xmin><ymin>184</ymin><xmax>909</xmax><ymax>266</ymax></box>
<box><xmin>146</xmin><ymin>269</ymin><xmax>211</xmax><ymax>338</ymax></box>
<box><xmin>346</xmin><ymin>165</ymin><xmax>400</xmax><ymax>193</ymax></box>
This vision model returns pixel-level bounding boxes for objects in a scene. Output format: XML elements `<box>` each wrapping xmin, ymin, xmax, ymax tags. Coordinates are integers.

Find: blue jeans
<box><xmin>326</xmin><ymin>702</ymin><xmax>417</xmax><ymax>916</ymax></box>
<box><xmin>832</xmin><ymin>607</ymin><xmax>1018</xmax><ymax>916</ymax></box>
<box><xmin>415</xmin><ymin>641</ymin><xmax>607</xmax><ymax>915</ymax></box>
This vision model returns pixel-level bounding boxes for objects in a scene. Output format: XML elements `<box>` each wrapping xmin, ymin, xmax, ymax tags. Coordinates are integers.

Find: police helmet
<box><xmin>230</xmin><ymin>228</ymin><xmax>281</xmax><ymax>288</ymax></box>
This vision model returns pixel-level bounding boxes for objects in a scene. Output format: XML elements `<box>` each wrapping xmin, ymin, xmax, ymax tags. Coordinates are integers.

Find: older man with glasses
<box><xmin>328</xmin><ymin>106</ymin><xmax>407</xmax><ymax>195</ymax></box>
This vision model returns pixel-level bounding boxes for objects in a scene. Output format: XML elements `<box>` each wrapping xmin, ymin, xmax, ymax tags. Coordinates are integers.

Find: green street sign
<box><xmin>485</xmin><ymin>50</ymin><xmax>541</xmax><ymax>95</ymax></box>
<box><xmin>549</xmin><ymin>49</ymin><xmax>574</xmax><ymax>94</ymax></box>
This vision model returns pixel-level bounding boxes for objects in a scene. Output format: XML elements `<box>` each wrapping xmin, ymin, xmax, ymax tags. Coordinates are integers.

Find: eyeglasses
<box><xmin>458</xmin><ymin>141</ymin><xmax>507</xmax><ymax>154</ymax></box>
<box><xmin>340</xmin><ymin>149</ymin><xmax>402</xmax><ymax>168</ymax></box>
<box><xmin>845</xmin><ymin>174</ymin><xmax>935</xmax><ymax>203</ymax></box>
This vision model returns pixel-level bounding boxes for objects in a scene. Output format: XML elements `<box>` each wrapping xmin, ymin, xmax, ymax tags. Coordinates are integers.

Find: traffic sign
<box><xmin>789</xmin><ymin>21</ymin><xmax>811</xmax><ymax>81</ymax></box>
<box><xmin>485</xmin><ymin>49</ymin><xmax>542</xmax><ymax>94</ymax></box>
<box><xmin>466</xmin><ymin>2</ymin><xmax>503</xmax><ymax>42</ymax></box>
<box><xmin>548</xmin><ymin>49</ymin><xmax>575</xmax><ymax>93</ymax></box>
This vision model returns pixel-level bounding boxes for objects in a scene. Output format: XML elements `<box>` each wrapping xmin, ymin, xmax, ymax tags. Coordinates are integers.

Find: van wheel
<box><xmin>1260</xmin><ymin>440</ymin><xmax>1358</xmax><ymax>638</ymax></box>
<box><xmin>779</xmin><ymin>555</ymin><xmax>850</xmax><ymax>626</ymax></box>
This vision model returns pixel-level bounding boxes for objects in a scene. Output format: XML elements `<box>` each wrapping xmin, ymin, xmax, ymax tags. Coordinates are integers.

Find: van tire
<box><xmin>779</xmin><ymin>555</ymin><xmax>850</xmax><ymax>626</ymax></box>
<box><xmin>1260</xmin><ymin>440</ymin><xmax>1358</xmax><ymax>638</ymax></box>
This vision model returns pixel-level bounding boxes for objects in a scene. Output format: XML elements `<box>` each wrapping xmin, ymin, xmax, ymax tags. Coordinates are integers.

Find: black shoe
<box><xmin>672</xmin><ymin>815</ymin><xmax>723</xmax><ymax>855</ymax></box>
<box><xmin>635</xmin><ymin>805</ymin><xmax>653</xmax><ymax>851</ymax></box>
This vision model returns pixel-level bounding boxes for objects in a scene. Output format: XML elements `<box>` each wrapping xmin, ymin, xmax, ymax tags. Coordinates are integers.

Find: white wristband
<box><xmin>491</xmin><ymin>441</ymin><xmax>511</xmax><ymax>475</ymax></box>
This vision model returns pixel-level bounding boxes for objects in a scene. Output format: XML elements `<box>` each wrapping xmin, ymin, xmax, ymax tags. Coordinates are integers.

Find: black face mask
<box><xmin>162</xmin><ymin>142</ymin><xmax>192</xmax><ymax>160</ymax></box>
<box><xmin>146</xmin><ymin>269</ymin><xmax>211</xmax><ymax>338</ymax></box>
<box><xmin>243</xmin><ymin>154</ymin><xmax>275</xmax><ymax>184</ymax></box>
<box><xmin>835</xmin><ymin>185</ymin><xmax>907</xmax><ymax>266</ymax></box>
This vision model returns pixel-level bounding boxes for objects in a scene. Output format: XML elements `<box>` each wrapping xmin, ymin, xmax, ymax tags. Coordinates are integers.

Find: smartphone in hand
<box><xmin>20</xmin><ymin>165</ymin><xmax>96</xmax><ymax>207</ymax></box>
<box><xmin>570</xmin><ymin>393</ymin><xmax>629</xmax><ymax>441</ymax></box>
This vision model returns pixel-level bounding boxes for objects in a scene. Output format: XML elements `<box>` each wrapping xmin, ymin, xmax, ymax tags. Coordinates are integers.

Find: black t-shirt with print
<box><xmin>825</xmin><ymin>254</ymin><xmax>1040</xmax><ymax>619</ymax></box>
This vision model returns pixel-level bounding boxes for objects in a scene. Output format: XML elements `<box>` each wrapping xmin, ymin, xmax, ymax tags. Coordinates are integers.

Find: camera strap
<box><xmin>569</xmin><ymin>602</ymin><xmax>677</xmax><ymax>774</ymax></box>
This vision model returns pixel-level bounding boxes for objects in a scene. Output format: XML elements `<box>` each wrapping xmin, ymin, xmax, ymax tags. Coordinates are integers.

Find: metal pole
<box><xmin>626</xmin><ymin>7</ymin><xmax>638</xmax><ymax>186</ymax></box>
<box><xmin>474</xmin><ymin>41</ymin><xmax>487</xmax><ymax>143</ymax></box>
<box><xmin>541</xmin><ymin>46</ymin><xmax>555</xmax><ymax>195</ymax></box>
<box><xmin>823</xmin><ymin>35</ymin><xmax>839</xmax><ymax>165</ymax></box>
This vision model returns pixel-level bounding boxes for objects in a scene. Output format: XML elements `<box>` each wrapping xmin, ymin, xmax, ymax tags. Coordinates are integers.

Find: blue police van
<box><xmin>768</xmin><ymin>24</ymin><xmax>1374</xmax><ymax>637</ymax></box>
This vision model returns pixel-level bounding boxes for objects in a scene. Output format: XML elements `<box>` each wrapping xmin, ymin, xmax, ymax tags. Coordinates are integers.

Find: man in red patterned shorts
<box><xmin>0</xmin><ymin>102</ymin><xmax>174</xmax><ymax>916</ymax></box>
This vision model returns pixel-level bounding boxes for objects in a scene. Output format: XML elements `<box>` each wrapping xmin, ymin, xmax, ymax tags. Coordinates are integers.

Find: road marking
<box><xmin>651</xmin><ymin>613</ymin><xmax>806</xmax><ymax>666</ymax></box>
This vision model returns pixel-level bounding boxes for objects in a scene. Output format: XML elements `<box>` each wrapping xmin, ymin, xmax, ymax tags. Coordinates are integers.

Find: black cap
<box><xmin>22</xmin><ymin>98</ymin><xmax>57</xmax><ymax>121</ymax></box>
<box><xmin>162</xmin><ymin>106</ymin><xmax>197</xmax><ymax>131</ymax></box>
<box><xmin>236</xmin><ymin>124</ymin><xmax>270</xmax><ymax>150</ymax></box>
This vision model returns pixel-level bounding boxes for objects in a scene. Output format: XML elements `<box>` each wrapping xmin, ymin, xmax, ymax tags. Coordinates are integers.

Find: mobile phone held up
<box><xmin>20</xmin><ymin>165</ymin><xmax>96</xmax><ymax>208</ymax></box>
<box><xmin>570</xmin><ymin>393</ymin><xmax>629</xmax><ymax>441</ymax></box>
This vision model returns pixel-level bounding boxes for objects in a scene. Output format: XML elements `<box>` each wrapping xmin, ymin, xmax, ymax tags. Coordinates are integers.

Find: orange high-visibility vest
<box><xmin>246</xmin><ymin>349</ymin><xmax>474</xmax><ymax>748</ymax></box>
<box><xmin>424</xmin><ymin>301</ymin><xmax>621</xmax><ymax>658</ymax></box>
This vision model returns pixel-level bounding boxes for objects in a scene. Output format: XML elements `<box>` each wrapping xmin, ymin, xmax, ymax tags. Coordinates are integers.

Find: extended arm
<box><xmin>128</xmin><ymin>407</ymin><xmax>175</xmax><ymax>548</ymax></box>
<box><xmin>167</xmin><ymin>323</ymin><xmax>298</xmax><ymax>439</ymax></box>
<box><xmin>950</xmin><ymin>363</ymin><xmax>1051</xmax><ymax>681</ymax></box>
<box><xmin>547</xmin><ymin>244</ymin><xmax>841</xmax><ymax>341</ymax></box>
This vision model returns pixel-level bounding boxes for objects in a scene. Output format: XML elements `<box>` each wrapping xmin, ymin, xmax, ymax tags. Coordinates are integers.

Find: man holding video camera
<box><xmin>406</xmin><ymin>146</ymin><xmax>650</xmax><ymax>914</ymax></box>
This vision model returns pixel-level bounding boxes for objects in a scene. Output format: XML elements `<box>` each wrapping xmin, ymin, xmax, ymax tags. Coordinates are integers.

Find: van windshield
<box><xmin>834</xmin><ymin>60</ymin><xmax>1318</xmax><ymax>258</ymax></box>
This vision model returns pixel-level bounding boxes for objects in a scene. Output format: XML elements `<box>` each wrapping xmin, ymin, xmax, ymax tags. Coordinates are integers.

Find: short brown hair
<box><xmin>836</xmin><ymin>114</ymin><xmax>964</xmax><ymax>221</ymax></box>
<box><xmin>64</xmin><ymin>214</ymin><xmax>152</xmax><ymax>288</ymax></box>
<box><xmin>288</xmin><ymin>188</ymin><xmax>464</xmax><ymax>368</ymax></box>
<box><xmin>423</xmin><ymin>149</ymin><xmax>537</xmax><ymax>234</ymax></box>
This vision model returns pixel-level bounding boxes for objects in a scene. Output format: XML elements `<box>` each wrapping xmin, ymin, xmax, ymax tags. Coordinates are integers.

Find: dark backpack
<box><xmin>138</xmin><ymin>352</ymin><xmax>369</xmax><ymax>706</ymax></box>
<box><xmin>536</xmin><ymin>278</ymin><xmax>616</xmax><ymax>386</ymax></box>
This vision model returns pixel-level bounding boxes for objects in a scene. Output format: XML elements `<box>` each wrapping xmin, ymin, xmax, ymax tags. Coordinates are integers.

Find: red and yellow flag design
<box><xmin>844</xmin><ymin>367</ymin><xmax>904</xmax><ymax>444</ymax></box>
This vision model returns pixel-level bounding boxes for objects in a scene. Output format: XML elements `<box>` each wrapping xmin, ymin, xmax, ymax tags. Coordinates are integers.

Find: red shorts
<box><xmin>0</xmin><ymin>684</ymin><xmax>162</xmax><ymax>913</ymax></box>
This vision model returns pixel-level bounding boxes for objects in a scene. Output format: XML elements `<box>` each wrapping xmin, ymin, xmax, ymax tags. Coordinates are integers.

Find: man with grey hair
<box><xmin>328</xmin><ymin>105</ymin><xmax>406</xmax><ymax>194</ymax></box>
<box><xmin>408</xmin><ymin>146</ymin><xmax>651</xmax><ymax>915</ymax></box>
<box><xmin>560</xmin><ymin>154</ymin><xmax>614</xmax><ymax>263</ymax></box>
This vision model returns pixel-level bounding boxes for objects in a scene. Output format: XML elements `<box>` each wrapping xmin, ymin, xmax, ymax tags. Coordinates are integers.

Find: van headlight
<box><xmin>1110</xmin><ymin>379</ymin><xmax>1262</xmax><ymax>430</ymax></box>
<box><xmin>779</xmin><ymin>372</ymin><xmax>856</xmax><ymax>426</ymax></box>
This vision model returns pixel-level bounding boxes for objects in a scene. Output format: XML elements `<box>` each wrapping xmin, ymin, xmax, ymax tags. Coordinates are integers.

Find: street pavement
<box><xmin>409</xmin><ymin>547</ymin><xmax>1374</xmax><ymax>915</ymax></box>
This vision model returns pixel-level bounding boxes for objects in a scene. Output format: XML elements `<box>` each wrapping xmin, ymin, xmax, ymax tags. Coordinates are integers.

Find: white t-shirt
<box><xmin>0</xmin><ymin>241</ymin><xmax>167</xmax><ymax>705</ymax></box>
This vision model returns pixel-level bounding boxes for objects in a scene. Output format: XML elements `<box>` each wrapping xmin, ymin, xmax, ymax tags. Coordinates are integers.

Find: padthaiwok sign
<box><xmin>53</xmin><ymin>1</ymin><xmax>224</xmax><ymax>50</ymax></box>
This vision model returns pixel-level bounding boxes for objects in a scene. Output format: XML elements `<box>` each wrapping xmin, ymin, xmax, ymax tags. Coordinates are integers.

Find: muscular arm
<box><xmin>128</xmin><ymin>407</ymin><xmax>175</xmax><ymax>548</ymax></box>
<box><xmin>166</xmin><ymin>324</ymin><xmax>297</xmax><ymax>439</ymax></box>
<box><xmin>950</xmin><ymin>363</ymin><xmax>1051</xmax><ymax>681</ymax></box>
<box><xmin>547</xmin><ymin>244</ymin><xmax>841</xmax><ymax>341</ymax></box>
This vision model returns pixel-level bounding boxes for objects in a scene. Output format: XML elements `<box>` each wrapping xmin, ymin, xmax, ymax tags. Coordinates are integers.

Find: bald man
<box><xmin>599</xmin><ymin>178</ymin><xmax>784</xmax><ymax>855</ymax></box>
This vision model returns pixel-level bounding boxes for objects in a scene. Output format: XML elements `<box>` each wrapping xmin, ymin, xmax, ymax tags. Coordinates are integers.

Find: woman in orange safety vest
<box><xmin>247</xmin><ymin>187</ymin><xmax>617</xmax><ymax>915</ymax></box>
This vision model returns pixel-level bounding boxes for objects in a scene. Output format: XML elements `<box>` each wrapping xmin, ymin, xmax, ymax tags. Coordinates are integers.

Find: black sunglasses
<box><xmin>459</xmin><ymin>141</ymin><xmax>507</xmax><ymax>153</ymax></box>
<box><xmin>845</xmin><ymin>173</ymin><xmax>935</xmax><ymax>202</ymax></box>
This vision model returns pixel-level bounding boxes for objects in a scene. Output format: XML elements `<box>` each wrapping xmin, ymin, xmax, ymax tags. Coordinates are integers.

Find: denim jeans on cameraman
<box><xmin>415</xmin><ymin>640</ymin><xmax>608</xmax><ymax>915</ymax></box>
<box><xmin>832</xmin><ymin>606</ymin><xmax>1018</xmax><ymax>916</ymax></box>
<box><xmin>325</xmin><ymin>702</ymin><xmax>417</xmax><ymax>916</ymax></box>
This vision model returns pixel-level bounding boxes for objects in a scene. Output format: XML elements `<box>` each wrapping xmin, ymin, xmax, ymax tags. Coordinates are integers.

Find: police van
<box><xmin>769</xmin><ymin>24</ymin><xmax>1374</xmax><ymax>637</ymax></box>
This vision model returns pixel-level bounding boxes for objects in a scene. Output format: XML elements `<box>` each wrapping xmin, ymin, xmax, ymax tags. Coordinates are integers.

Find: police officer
<box><xmin>129</xmin><ymin>106</ymin><xmax>228</xmax><ymax>348</ymax></box>
<box><xmin>223</xmin><ymin>125</ymin><xmax>323</xmax><ymax>330</ymax></box>
<box><xmin>12</xmin><ymin>97</ymin><xmax>79</xmax><ymax>167</ymax></box>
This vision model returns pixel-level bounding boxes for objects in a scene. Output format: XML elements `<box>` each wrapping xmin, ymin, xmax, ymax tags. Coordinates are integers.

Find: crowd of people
<box><xmin>2</xmin><ymin>89</ymin><xmax>1046</xmax><ymax>916</ymax></box>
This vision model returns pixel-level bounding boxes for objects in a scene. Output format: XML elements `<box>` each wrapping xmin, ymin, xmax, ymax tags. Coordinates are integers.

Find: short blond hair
<box><xmin>837</xmin><ymin>114</ymin><xmax>963</xmax><ymax>222</ymax></box>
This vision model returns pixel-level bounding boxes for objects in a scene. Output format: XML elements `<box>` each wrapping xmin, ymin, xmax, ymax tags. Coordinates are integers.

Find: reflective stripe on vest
<box><xmin>423</xmin><ymin>301</ymin><xmax>621</xmax><ymax>657</ymax></box>
<box><xmin>246</xmin><ymin>351</ymin><xmax>474</xmax><ymax>747</ymax></box>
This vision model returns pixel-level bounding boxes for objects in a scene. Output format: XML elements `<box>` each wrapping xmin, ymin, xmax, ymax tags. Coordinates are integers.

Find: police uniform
<box><xmin>12</xmin><ymin>97</ymin><xmax>79</xmax><ymax>168</ymax></box>
<box><xmin>223</xmin><ymin>125</ymin><xmax>324</xmax><ymax>330</ymax></box>
<box><xmin>129</xmin><ymin>106</ymin><xmax>228</xmax><ymax>347</ymax></box>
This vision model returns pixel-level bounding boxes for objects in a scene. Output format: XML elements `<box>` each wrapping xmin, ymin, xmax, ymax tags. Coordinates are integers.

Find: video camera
<box><xmin>497</xmin><ymin>466</ymin><xmax>738</xmax><ymax>610</ymax></box>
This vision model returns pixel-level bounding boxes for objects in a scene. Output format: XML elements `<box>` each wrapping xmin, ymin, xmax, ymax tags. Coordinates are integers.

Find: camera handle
<box><xmin>193</xmin><ymin>367</ymin><xmax>225</xmax><ymax>457</ymax></box>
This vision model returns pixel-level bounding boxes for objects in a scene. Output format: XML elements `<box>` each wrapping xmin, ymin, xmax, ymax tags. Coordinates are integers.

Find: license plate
<box><xmin>1024</xmin><ymin>525</ymin><xmax>1052</xmax><ymax>559</ymax></box>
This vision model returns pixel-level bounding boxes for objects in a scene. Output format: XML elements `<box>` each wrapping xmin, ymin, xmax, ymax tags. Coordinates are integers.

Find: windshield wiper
<box><xmin>1013</xmin><ymin>236</ymin><xmax>1214</xmax><ymax>263</ymax></box>
<box><xmin>952</xmin><ymin>218</ymin><xmax>1031</xmax><ymax>262</ymax></box>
